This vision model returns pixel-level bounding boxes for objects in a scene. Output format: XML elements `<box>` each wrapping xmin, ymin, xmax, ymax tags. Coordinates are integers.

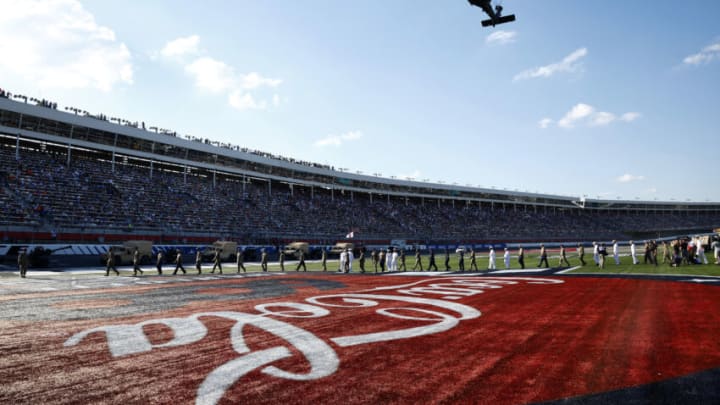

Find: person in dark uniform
<box><xmin>211</xmin><ymin>248</ymin><xmax>223</xmax><ymax>274</ymax></box>
<box><xmin>598</xmin><ymin>243</ymin><xmax>608</xmax><ymax>269</ymax></box>
<box><xmin>371</xmin><ymin>250</ymin><xmax>378</xmax><ymax>272</ymax></box>
<box><xmin>458</xmin><ymin>249</ymin><xmax>465</xmax><ymax>272</ymax></box>
<box><xmin>106</xmin><ymin>247</ymin><xmax>120</xmax><ymax>276</ymax></box>
<box><xmin>518</xmin><ymin>247</ymin><xmax>525</xmax><ymax>269</ymax></box>
<box><xmin>279</xmin><ymin>251</ymin><xmax>286</xmax><ymax>272</ymax></box>
<box><xmin>321</xmin><ymin>249</ymin><xmax>328</xmax><ymax>272</ymax></box>
<box><xmin>195</xmin><ymin>250</ymin><xmax>203</xmax><ymax>274</ymax></box>
<box><xmin>444</xmin><ymin>249</ymin><xmax>451</xmax><ymax>271</ymax></box>
<box><xmin>133</xmin><ymin>247</ymin><xmax>144</xmax><ymax>276</ymax></box>
<box><xmin>156</xmin><ymin>250</ymin><xmax>164</xmax><ymax>275</ymax></box>
<box><xmin>413</xmin><ymin>249</ymin><xmax>423</xmax><ymax>271</ymax></box>
<box><xmin>295</xmin><ymin>250</ymin><xmax>307</xmax><ymax>272</ymax></box>
<box><xmin>398</xmin><ymin>249</ymin><xmax>406</xmax><ymax>271</ymax></box>
<box><xmin>577</xmin><ymin>244</ymin><xmax>586</xmax><ymax>266</ymax></box>
<box><xmin>173</xmin><ymin>250</ymin><xmax>186</xmax><ymax>275</ymax></box>
<box><xmin>558</xmin><ymin>245</ymin><xmax>571</xmax><ymax>267</ymax></box>
<box><xmin>469</xmin><ymin>249</ymin><xmax>478</xmax><ymax>271</ymax></box>
<box><xmin>379</xmin><ymin>249</ymin><xmax>386</xmax><ymax>272</ymax></box>
<box><xmin>537</xmin><ymin>244</ymin><xmax>549</xmax><ymax>268</ymax></box>
<box><xmin>237</xmin><ymin>248</ymin><xmax>246</xmax><ymax>273</ymax></box>
<box><xmin>359</xmin><ymin>248</ymin><xmax>366</xmax><ymax>273</ymax></box>
<box><xmin>260</xmin><ymin>249</ymin><xmax>268</xmax><ymax>272</ymax></box>
<box><xmin>18</xmin><ymin>249</ymin><xmax>28</xmax><ymax>278</ymax></box>
<box><xmin>650</xmin><ymin>240</ymin><xmax>658</xmax><ymax>267</ymax></box>
<box><xmin>428</xmin><ymin>249</ymin><xmax>438</xmax><ymax>271</ymax></box>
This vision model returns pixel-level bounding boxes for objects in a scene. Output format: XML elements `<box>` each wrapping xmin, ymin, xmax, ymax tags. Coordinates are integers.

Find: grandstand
<box><xmin>1</xmin><ymin>93</ymin><xmax>719</xmax><ymax>245</ymax></box>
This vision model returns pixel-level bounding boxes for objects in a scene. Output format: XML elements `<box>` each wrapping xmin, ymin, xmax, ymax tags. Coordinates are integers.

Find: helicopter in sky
<box><xmin>468</xmin><ymin>0</ymin><xmax>516</xmax><ymax>27</ymax></box>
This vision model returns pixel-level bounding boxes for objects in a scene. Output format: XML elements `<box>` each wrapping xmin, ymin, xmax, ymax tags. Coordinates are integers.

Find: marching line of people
<box><xmin>15</xmin><ymin>236</ymin><xmax>720</xmax><ymax>278</ymax></box>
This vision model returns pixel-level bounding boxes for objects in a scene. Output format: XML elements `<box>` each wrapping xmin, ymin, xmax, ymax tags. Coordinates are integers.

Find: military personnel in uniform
<box><xmin>133</xmin><ymin>247</ymin><xmax>144</xmax><ymax>276</ymax></box>
<box><xmin>518</xmin><ymin>247</ymin><xmax>525</xmax><ymax>269</ymax></box>
<box><xmin>295</xmin><ymin>250</ymin><xmax>307</xmax><ymax>272</ymax></box>
<box><xmin>444</xmin><ymin>249</ymin><xmax>451</xmax><ymax>271</ymax></box>
<box><xmin>321</xmin><ymin>249</ymin><xmax>327</xmax><ymax>271</ymax></box>
<box><xmin>661</xmin><ymin>241</ymin><xmax>672</xmax><ymax>264</ymax></box>
<box><xmin>260</xmin><ymin>249</ymin><xmax>268</xmax><ymax>272</ymax></box>
<box><xmin>105</xmin><ymin>247</ymin><xmax>120</xmax><ymax>276</ymax></box>
<box><xmin>371</xmin><ymin>250</ymin><xmax>379</xmax><ymax>272</ymax></box>
<box><xmin>537</xmin><ymin>244</ymin><xmax>549</xmax><ymax>268</ymax></box>
<box><xmin>173</xmin><ymin>250</ymin><xmax>186</xmax><ymax>275</ymax></box>
<box><xmin>558</xmin><ymin>245</ymin><xmax>571</xmax><ymax>266</ymax></box>
<box><xmin>458</xmin><ymin>249</ymin><xmax>465</xmax><ymax>272</ymax></box>
<box><xmin>18</xmin><ymin>249</ymin><xmax>28</xmax><ymax>278</ymax></box>
<box><xmin>211</xmin><ymin>249</ymin><xmax>223</xmax><ymax>274</ymax></box>
<box><xmin>577</xmin><ymin>244</ymin><xmax>586</xmax><ymax>266</ymax></box>
<box><xmin>428</xmin><ymin>249</ymin><xmax>438</xmax><ymax>271</ymax></box>
<box><xmin>378</xmin><ymin>249</ymin><xmax>386</xmax><ymax>272</ymax></box>
<box><xmin>195</xmin><ymin>250</ymin><xmax>203</xmax><ymax>274</ymax></box>
<box><xmin>413</xmin><ymin>249</ymin><xmax>423</xmax><ymax>271</ymax></box>
<box><xmin>398</xmin><ymin>249</ymin><xmax>406</xmax><ymax>271</ymax></box>
<box><xmin>156</xmin><ymin>251</ymin><xmax>164</xmax><ymax>275</ymax></box>
<box><xmin>358</xmin><ymin>248</ymin><xmax>366</xmax><ymax>273</ymax></box>
<box><xmin>598</xmin><ymin>243</ymin><xmax>608</xmax><ymax>269</ymax></box>
<box><xmin>469</xmin><ymin>249</ymin><xmax>478</xmax><ymax>271</ymax></box>
<box><xmin>279</xmin><ymin>251</ymin><xmax>286</xmax><ymax>272</ymax></box>
<box><xmin>237</xmin><ymin>249</ymin><xmax>246</xmax><ymax>273</ymax></box>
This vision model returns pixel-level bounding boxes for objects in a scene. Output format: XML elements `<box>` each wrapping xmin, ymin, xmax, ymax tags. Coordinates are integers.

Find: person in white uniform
<box><xmin>339</xmin><ymin>250</ymin><xmax>347</xmax><ymax>272</ymax></box>
<box><xmin>488</xmin><ymin>247</ymin><xmax>496</xmax><ymax>271</ymax></box>
<box><xmin>612</xmin><ymin>240</ymin><xmax>620</xmax><ymax>265</ymax></box>
<box><xmin>347</xmin><ymin>248</ymin><xmax>354</xmax><ymax>272</ymax></box>
<box><xmin>503</xmin><ymin>248</ymin><xmax>510</xmax><ymax>269</ymax></box>
<box><xmin>593</xmin><ymin>242</ymin><xmax>599</xmax><ymax>265</ymax></box>
<box><xmin>630</xmin><ymin>241</ymin><xmax>638</xmax><ymax>264</ymax></box>
<box><xmin>696</xmin><ymin>236</ymin><xmax>708</xmax><ymax>265</ymax></box>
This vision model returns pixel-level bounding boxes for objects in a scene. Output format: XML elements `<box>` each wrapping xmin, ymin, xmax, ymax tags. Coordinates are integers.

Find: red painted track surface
<box><xmin>1</xmin><ymin>275</ymin><xmax>719</xmax><ymax>404</ymax></box>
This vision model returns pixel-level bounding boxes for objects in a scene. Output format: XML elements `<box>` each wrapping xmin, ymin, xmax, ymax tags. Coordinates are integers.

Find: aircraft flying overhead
<box><xmin>468</xmin><ymin>0</ymin><xmax>516</xmax><ymax>27</ymax></box>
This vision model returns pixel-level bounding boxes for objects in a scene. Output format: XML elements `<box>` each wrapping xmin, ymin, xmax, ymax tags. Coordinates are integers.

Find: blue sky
<box><xmin>1</xmin><ymin>0</ymin><xmax>719</xmax><ymax>201</ymax></box>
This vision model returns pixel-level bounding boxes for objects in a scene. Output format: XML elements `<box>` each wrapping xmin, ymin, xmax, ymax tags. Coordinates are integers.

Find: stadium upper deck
<box><xmin>1</xmin><ymin>95</ymin><xmax>717</xmax><ymax>213</ymax></box>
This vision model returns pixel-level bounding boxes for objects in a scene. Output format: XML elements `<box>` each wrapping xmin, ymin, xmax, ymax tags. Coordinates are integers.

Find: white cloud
<box><xmin>620</xmin><ymin>112</ymin><xmax>641</xmax><ymax>122</ymax></box>
<box><xmin>185</xmin><ymin>57</ymin><xmax>236</xmax><ymax>93</ymax></box>
<box><xmin>315</xmin><ymin>131</ymin><xmax>364</xmax><ymax>147</ymax></box>
<box><xmin>514</xmin><ymin>47</ymin><xmax>587</xmax><ymax>81</ymax></box>
<box><xmin>617</xmin><ymin>174</ymin><xmax>645</xmax><ymax>183</ymax></box>
<box><xmin>552</xmin><ymin>103</ymin><xmax>640</xmax><ymax>129</ymax></box>
<box><xmin>240</xmin><ymin>72</ymin><xmax>282</xmax><ymax>89</ymax></box>
<box><xmin>590</xmin><ymin>111</ymin><xmax>616</xmax><ymax>126</ymax></box>
<box><xmin>486</xmin><ymin>30</ymin><xmax>517</xmax><ymax>45</ymax></box>
<box><xmin>160</xmin><ymin>35</ymin><xmax>200</xmax><ymax>58</ymax></box>
<box><xmin>538</xmin><ymin>118</ymin><xmax>553</xmax><ymax>129</ymax></box>
<box><xmin>0</xmin><ymin>0</ymin><xmax>132</xmax><ymax>92</ymax></box>
<box><xmin>558</xmin><ymin>103</ymin><xmax>594</xmax><ymax>128</ymax></box>
<box><xmin>228</xmin><ymin>90</ymin><xmax>267</xmax><ymax>111</ymax></box>
<box><xmin>161</xmin><ymin>36</ymin><xmax>283</xmax><ymax>111</ymax></box>
<box><xmin>683</xmin><ymin>40</ymin><xmax>720</xmax><ymax>65</ymax></box>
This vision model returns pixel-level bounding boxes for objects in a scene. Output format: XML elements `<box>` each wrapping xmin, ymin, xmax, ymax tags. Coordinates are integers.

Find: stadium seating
<box><xmin>1</xmin><ymin>145</ymin><xmax>718</xmax><ymax>243</ymax></box>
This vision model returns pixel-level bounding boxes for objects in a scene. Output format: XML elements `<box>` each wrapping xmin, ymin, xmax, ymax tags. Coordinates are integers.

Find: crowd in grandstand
<box><xmin>2</xmin><ymin>144</ymin><xmax>719</xmax><ymax>243</ymax></box>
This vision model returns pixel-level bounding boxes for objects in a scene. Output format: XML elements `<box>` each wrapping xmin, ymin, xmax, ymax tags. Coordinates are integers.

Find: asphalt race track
<box><xmin>1</xmin><ymin>270</ymin><xmax>719</xmax><ymax>404</ymax></box>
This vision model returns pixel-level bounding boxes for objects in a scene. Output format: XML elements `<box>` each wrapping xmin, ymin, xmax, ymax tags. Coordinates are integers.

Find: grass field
<box><xmin>3</xmin><ymin>250</ymin><xmax>720</xmax><ymax>278</ymax></box>
<box><xmin>214</xmin><ymin>251</ymin><xmax>720</xmax><ymax>277</ymax></box>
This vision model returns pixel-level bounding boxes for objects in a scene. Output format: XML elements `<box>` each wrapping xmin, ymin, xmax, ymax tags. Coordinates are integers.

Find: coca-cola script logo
<box><xmin>65</xmin><ymin>277</ymin><xmax>563</xmax><ymax>404</ymax></box>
